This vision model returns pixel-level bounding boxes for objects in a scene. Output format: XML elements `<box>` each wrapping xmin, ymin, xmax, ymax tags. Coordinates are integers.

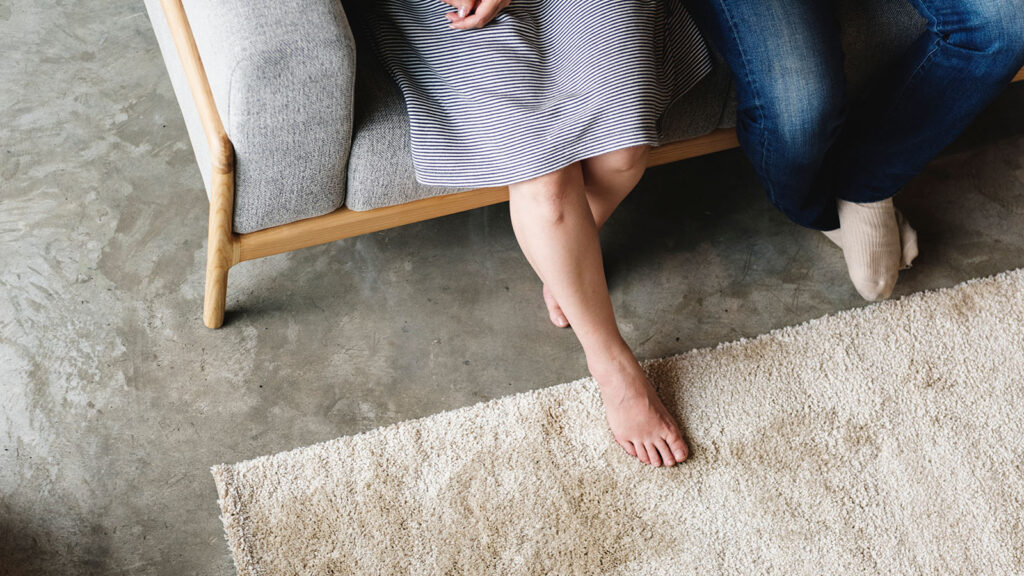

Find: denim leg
<box><xmin>688</xmin><ymin>0</ymin><xmax>846</xmax><ymax>230</ymax></box>
<box><xmin>833</xmin><ymin>0</ymin><xmax>1024</xmax><ymax>203</ymax></box>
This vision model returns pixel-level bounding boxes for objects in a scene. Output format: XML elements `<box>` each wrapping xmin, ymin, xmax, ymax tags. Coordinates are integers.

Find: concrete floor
<box><xmin>2</xmin><ymin>1</ymin><xmax>1023</xmax><ymax>574</ymax></box>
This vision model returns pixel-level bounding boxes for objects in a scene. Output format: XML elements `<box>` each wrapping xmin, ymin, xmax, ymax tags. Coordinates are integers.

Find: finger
<box><xmin>439</xmin><ymin>0</ymin><xmax>475</xmax><ymax>18</ymax></box>
<box><xmin>450</xmin><ymin>0</ymin><xmax>503</xmax><ymax>29</ymax></box>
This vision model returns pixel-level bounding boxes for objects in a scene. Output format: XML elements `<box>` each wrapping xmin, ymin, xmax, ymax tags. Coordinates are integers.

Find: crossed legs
<box><xmin>508</xmin><ymin>146</ymin><xmax>688</xmax><ymax>467</ymax></box>
<box><xmin>543</xmin><ymin>146</ymin><xmax>649</xmax><ymax>327</ymax></box>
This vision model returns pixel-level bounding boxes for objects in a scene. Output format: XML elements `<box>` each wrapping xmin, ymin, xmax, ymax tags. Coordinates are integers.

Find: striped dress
<box><xmin>365</xmin><ymin>0</ymin><xmax>713</xmax><ymax>188</ymax></box>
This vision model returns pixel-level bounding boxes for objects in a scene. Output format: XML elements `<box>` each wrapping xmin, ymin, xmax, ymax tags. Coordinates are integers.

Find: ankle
<box><xmin>836</xmin><ymin>197</ymin><xmax>901</xmax><ymax>301</ymax></box>
<box><xmin>586</xmin><ymin>341</ymin><xmax>643</xmax><ymax>386</ymax></box>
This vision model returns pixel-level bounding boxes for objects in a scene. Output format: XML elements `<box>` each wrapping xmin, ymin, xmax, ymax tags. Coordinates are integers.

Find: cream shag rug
<box><xmin>213</xmin><ymin>270</ymin><xmax>1024</xmax><ymax>575</ymax></box>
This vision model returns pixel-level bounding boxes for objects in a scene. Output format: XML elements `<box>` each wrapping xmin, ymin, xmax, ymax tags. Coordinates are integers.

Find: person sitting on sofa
<box><xmin>361</xmin><ymin>0</ymin><xmax>714</xmax><ymax>467</ymax></box>
<box><xmin>686</xmin><ymin>0</ymin><xmax>1024</xmax><ymax>301</ymax></box>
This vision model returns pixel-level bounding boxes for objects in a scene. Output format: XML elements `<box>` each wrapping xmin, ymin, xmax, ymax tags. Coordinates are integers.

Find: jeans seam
<box><xmin>885</xmin><ymin>38</ymin><xmax>943</xmax><ymax>117</ymax></box>
<box><xmin>889</xmin><ymin>0</ymin><xmax>946</xmax><ymax>114</ymax></box>
<box><xmin>713</xmin><ymin>0</ymin><xmax>774</xmax><ymax>206</ymax></box>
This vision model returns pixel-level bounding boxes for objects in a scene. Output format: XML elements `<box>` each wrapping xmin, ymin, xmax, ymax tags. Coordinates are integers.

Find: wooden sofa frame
<box><xmin>160</xmin><ymin>0</ymin><xmax>1024</xmax><ymax>329</ymax></box>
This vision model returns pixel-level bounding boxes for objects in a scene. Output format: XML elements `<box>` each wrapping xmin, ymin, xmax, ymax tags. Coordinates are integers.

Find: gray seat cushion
<box><xmin>346</xmin><ymin>0</ymin><xmax>928</xmax><ymax>212</ymax></box>
<box><xmin>345</xmin><ymin>21</ymin><xmax>470</xmax><ymax>213</ymax></box>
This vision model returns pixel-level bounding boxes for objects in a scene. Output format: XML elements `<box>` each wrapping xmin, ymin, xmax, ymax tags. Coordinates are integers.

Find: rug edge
<box><xmin>217</xmin><ymin>377</ymin><xmax>599</xmax><ymax>473</ymax></box>
<box><xmin>218</xmin><ymin>268</ymin><xmax>1024</xmax><ymax>474</ymax></box>
<box><xmin>212</xmin><ymin>464</ymin><xmax>261</xmax><ymax>576</ymax></box>
<box><xmin>214</xmin><ymin>268</ymin><xmax>1024</xmax><ymax>497</ymax></box>
<box><xmin>667</xmin><ymin>266</ymin><xmax>1024</xmax><ymax>360</ymax></box>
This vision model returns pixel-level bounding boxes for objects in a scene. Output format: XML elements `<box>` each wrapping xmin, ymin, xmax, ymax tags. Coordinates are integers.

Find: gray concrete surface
<box><xmin>2</xmin><ymin>1</ymin><xmax>1023</xmax><ymax>574</ymax></box>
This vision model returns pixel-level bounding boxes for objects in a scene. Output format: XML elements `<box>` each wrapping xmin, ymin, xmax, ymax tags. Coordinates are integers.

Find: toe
<box><xmin>553</xmin><ymin>312</ymin><xmax>568</xmax><ymax>328</ymax></box>
<box><xmin>618</xmin><ymin>439</ymin><xmax>637</xmax><ymax>458</ymax></box>
<box><xmin>645</xmin><ymin>442</ymin><xmax>662</xmax><ymax>467</ymax></box>
<box><xmin>542</xmin><ymin>286</ymin><xmax>569</xmax><ymax>328</ymax></box>
<box><xmin>852</xmin><ymin>275</ymin><xmax>897</xmax><ymax>301</ymax></box>
<box><xmin>633</xmin><ymin>442</ymin><xmax>650</xmax><ymax>464</ymax></box>
<box><xmin>655</xmin><ymin>439</ymin><xmax>676</xmax><ymax>467</ymax></box>
<box><xmin>667</xmin><ymin>433</ymin><xmax>689</xmax><ymax>462</ymax></box>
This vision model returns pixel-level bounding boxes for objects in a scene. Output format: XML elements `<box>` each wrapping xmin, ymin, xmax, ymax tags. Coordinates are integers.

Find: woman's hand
<box><xmin>440</xmin><ymin>0</ymin><xmax>510</xmax><ymax>30</ymax></box>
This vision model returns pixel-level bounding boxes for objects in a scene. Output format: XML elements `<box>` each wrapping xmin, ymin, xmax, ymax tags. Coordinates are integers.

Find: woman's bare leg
<box><xmin>543</xmin><ymin>145</ymin><xmax>650</xmax><ymax>327</ymax></box>
<box><xmin>509</xmin><ymin>160</ymin><xmax>688</xmax><ymax>467</ymax></box>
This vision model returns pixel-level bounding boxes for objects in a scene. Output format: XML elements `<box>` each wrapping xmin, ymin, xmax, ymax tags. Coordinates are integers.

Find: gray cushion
<box><xmin>660</xmin><ymin>52</ymin><xmax>733</xmax><ymax>144</ymax></box>
<box><xmin>144</xmin><ymin>0</ymin><xmax>357</xmax><ymax>234</ymax></box>
<box><xmin>345</xmin><ymin>20</ymin><xmax>470</xmax><ymax>213</ymax></box>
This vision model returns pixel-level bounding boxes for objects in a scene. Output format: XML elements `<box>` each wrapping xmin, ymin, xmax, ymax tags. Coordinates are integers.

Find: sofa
<box><xmin>143</xmin><ymin>0</ymin><xmax>1023</xmax><ymax>328</ymax></box>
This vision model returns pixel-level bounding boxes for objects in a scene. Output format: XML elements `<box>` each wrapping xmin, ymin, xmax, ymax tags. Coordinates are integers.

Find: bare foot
<box><xmin>542</xmin><ymin>284</ymin><xmax>569</xmax><ymax>328</ymax></box>
<box><xmin>591</xmin><ymin>354</ymin><xmax>689</xmax><ymax>467</ymax></box>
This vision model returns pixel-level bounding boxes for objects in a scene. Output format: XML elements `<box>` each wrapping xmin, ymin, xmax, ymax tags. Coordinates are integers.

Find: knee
<box><xmin>510</xmin><ymin>166</ymin><xmax>579</xmax><ymax>225</ymax></box>
<box><xmin>935</xmin><ymin>2</ymin><xmax>1024</xmax><ymax>64</ymax></box>
<box><xmin>734</xmin><ymin>56</ymin><xmax>845</xmax><ymax>165</ymax></box>
<box><xmin>593</xmin><ymin>145</ymin><xmax>648</xmax><ymax>174</ymax></box>
<box><xmin>754</xmin><ymin>84</ymin><xmax>844</xmax><ymax>167</ymax></box>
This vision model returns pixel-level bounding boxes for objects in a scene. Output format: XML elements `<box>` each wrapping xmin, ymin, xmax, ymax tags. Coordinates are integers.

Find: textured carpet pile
<box><xmin>213</xmin><ymin>270</ymin><xmax>1024</xmax><ymax>575</ymax></box>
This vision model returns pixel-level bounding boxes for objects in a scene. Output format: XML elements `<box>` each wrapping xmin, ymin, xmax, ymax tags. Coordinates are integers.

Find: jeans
<box><xmin>687</xmin><ymin>0</ymin><xmax>1024</xmax><ymax>230</ymax></box>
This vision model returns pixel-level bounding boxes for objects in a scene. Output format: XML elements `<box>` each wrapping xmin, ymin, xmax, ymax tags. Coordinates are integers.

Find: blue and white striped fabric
<box><xmin>365</xmin><ymin>0</ymin><xmax>713</xmax><ymax>188</ymax></box>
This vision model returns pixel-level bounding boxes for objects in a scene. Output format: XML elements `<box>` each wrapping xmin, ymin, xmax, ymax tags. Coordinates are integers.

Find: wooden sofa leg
<box><xmin>203</xmin><ymin>167</ymin><xmax>238</xmax><ymax>329</ymax></box>
<box><xmin>159</xmin><ymin>0</ymin><xmax>239</xmax><ymax>327</ymax></box>
<box><xmin>203</xmin><ymin>248</ymin><xmax>231</xmax><ymax>328</ymax></box>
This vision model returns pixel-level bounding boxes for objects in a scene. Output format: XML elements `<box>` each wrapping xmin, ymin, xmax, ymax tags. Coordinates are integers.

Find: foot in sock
<box><xmin>831</xmin><ymin>198</ymin><xmax>902</xmax><ymax>301</ymax></box>
<box><xmin>823</xmin><ymin>207</ymin><xmax>918</xmax><ymax>270</ymax></box>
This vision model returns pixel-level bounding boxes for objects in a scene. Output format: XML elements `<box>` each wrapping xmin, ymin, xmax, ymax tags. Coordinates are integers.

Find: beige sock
<box><xmin>893</xmin><ymin>208</ymin><xmax>918</xmax><ymax>269</ymax></box>
<box><xmin>822</xmin><ymin>227</ymin><xmax>844</xmax><ymax>249</ymax></box>
<box><xmin>832</xmin><ymin>197</ymin><xmax>902</xmax><ymax>301</ymax></box>
<box><xmin>823</xmin><ymin>207</ymin><xmax>918</xmax><ymax>270</ymax></box>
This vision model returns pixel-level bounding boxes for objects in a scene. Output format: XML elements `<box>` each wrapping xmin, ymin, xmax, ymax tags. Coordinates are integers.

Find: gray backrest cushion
<box><xmin>839</xmin><ymin>0</ymin><xmax>927</xmax><ymax>96</ymax></box>
<box><xmin>144</xmin><ymin>0</ymin><xmax>357</xmax><ymax>234</ymax></box>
